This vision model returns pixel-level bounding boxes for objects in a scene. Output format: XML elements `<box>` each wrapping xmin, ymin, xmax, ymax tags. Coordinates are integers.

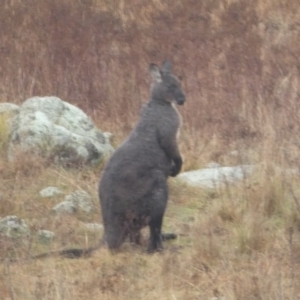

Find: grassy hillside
<box><xmin>1</xmin><ymin>0</ymin><xmax>300</xmax><ymax>298</ymax></box>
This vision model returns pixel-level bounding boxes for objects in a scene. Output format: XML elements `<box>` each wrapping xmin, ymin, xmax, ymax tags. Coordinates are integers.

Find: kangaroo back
<box><xmin>99</xmin><ymin>60</ymin><xmax>186</xmax><ymax>252</ymax></box>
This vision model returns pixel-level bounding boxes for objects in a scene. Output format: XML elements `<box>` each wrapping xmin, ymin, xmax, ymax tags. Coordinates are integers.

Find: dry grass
<box><xmin>1</xmin><ymin>165</ymin><xmax>300</xmax><ymax>299</ymax></box>
<box><xmin>1</xmin><ymin>0</ymin><xmax>300</xmax><ymax>299</ymax></box>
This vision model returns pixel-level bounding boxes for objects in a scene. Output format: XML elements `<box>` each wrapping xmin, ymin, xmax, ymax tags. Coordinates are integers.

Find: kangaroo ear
<box><xmin>149</xmin><ymin>63</ymin><xmax>162</xmax><ymax>82</ymax></box>
<box><xmin>161</xmin><ymin>60</ymin><xmax>172</xmax><ymax>74</ymax></box>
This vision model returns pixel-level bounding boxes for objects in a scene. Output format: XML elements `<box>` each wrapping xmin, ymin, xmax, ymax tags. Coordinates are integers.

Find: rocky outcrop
<box><xmin>7</xmin><ymin>96</ymin><xmax>114</xmax><ymax>166</ymax></box>
<box><xmin>178</xmin><ymin>164</ymin><xmax>254</xmax><ymax>189</ymax></box>
<box><xmin>52</xmin><ymin>190</ymin><xmax>94</xmax><ymax>215</ymax></box>
<box><xmin>0</xmin><ymin>215</ymin><xmax>30</xmax><ymax>238</ymax></box>
<box><xmin>38</xmin><ymin>230</ymin><xmax>55</xmax><ymax>243</ymax></box>
<box><xmin>0</xmin><ymin>103</ymin><xmax>20</xmax><ymax>115</ymax></box>
<box><xmin>39</xmin><ymin>186</ymin><xmax>64</xmax><ymax>198</ymax></box>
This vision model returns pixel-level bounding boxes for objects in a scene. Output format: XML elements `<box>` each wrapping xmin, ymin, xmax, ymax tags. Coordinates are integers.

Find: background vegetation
<box><xmin>1</xmin><ymin>0</ymin><xmax>300</xmax><ymax>298</ymax></box>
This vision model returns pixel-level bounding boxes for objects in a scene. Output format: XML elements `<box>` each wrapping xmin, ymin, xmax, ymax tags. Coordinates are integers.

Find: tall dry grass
<box><xmin>1</xmin><ymin>0</ymin><xmax>300</xmax><ymax>165</ymax></box>
<box><xmin>1</xmin><ymin>0</ymin><xmax>300</xmax><ymax>299</ymax></box>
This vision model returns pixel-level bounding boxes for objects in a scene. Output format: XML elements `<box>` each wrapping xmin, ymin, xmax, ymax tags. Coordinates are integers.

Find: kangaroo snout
<box><xmin>176</xmin><ymin>95</ymin><xmax>185</xmax><ymax>105</ymax></box>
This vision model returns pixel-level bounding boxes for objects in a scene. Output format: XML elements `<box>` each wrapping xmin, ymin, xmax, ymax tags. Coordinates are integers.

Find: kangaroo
<box><xmin>99</xmin><ymin>60</ymin><xmax>185</xmax><ymax>252</ymax></box>
<box><xmin>4</xmin><ymin>61</ymin><xmax>184</xmax><ymax>263</ymax></box>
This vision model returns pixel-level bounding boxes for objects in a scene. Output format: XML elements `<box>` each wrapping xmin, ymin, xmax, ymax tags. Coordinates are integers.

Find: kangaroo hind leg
<box><xmin>148</xmin><ymin>214</ymin><xmax>164</xmax><ymax>253</ymax></box>
<box><xmin>105</xmin><ymin>222</ymin><xmax>127</xmax><ymax>250</ymax></box>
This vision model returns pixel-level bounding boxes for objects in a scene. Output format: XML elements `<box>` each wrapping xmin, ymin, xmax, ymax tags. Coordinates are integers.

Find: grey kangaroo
<box><xmin>4</xmin><ymin>61</ymin><xmax>184</xmax><ymax>263</ymax></box>
<box><xmin>99</xmin><ymin>60</ymin><xmax>185</xmax><ymax>252</ymax></box>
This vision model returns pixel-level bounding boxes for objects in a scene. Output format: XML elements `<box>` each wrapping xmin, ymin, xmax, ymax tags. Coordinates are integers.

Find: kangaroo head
<box><xmin>149</xmin><ymin>61</ymin><xmax>185</xmax><ymax>105</ymax></box>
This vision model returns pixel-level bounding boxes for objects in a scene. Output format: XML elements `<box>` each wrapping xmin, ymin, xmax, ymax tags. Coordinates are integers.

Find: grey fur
<box><xmin>99</xmin><ymin>61</ymin><xmax>185</xmax><ymax>252</ymax></box>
